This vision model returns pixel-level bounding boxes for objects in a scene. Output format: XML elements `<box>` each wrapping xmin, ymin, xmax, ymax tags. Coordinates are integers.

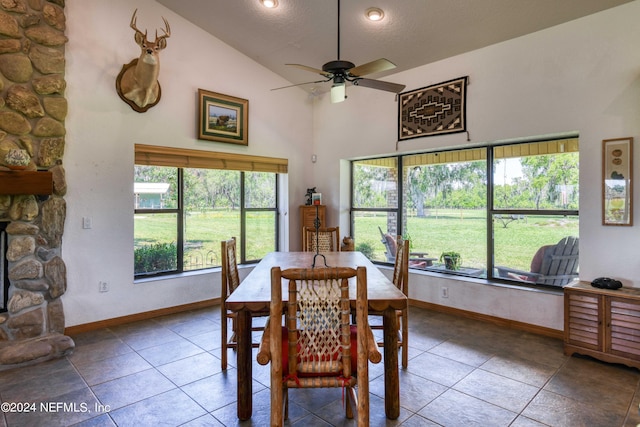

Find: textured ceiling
<box><xmin>156</xmin><ymin>0</ymin><xmax>631</xmax><ymax>94</ymax></box>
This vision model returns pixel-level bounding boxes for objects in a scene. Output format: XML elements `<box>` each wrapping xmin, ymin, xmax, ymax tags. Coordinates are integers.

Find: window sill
<box><xmin>375</xmin><ymin>263</ymin><xmax>564</xmax><ymax>296</ymax></box>
<box><xmin>134</xmin><ymin>263</ymin><xmax>256</xmax><ymax>284</ymax></box>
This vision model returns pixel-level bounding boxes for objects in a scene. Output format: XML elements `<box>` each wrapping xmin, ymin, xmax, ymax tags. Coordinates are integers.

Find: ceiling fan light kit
<box><xmin>274</xmin><ymin>0</ymin><xmax>405</xmax><ymax>102</ymax></box>
<box><xmin>365</xmin><ymin>7</ymin><xmax>384</xmax><ymax>21</ymax></box>
<box><xmin>259</xmin><ymin>0</ymin><xmax>278</xmax><ymax>9</ymax></box>
<box><xmin>331</xmin><ymin>80</ymin><xmax>346</xmax><ymax>103</ymax></box>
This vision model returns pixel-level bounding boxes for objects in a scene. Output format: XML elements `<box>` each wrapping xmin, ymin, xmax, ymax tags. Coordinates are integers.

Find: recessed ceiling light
<box><xmin>365</xmin><ymin>7</ymin><xmax>384</xmax><ymax>21</ymax></box>
<box><xmin>260</xmin><ymin>0</ymin><xmax>278</xmax><ymax>8</ymax></box>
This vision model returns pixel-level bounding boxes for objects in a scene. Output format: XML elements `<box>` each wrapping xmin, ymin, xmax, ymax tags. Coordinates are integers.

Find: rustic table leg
<box><xmin>383</xmin><ymin>307</ymin><xmax>400</xmax><ymax>419</ymax></box>
<box><xmin>237</xmin><ymin>310</ymin><xmax>252</xmax><ymax>420</ymax></box>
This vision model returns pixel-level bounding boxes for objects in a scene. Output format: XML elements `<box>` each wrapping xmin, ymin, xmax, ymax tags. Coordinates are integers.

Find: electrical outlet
<box><xmin>441</xmin><ymin>286</ymin><xmax>449</xmax><ymax>298</ymax></box>
<box><xmin>99</xmin><ymin>281</ymin><xmax>108</xmax><ymax>293</ymax></box>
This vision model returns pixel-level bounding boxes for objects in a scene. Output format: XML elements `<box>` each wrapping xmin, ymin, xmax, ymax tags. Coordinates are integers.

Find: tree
<box><xmin>521</xmin><ymin>153</ymin><xmax>578</xmax><ymax>209</ymax></box>
<box><xmin>353</xmin><ymin>164</ymin><xmax>393</xmax><ymax>208</ymax></box>
<box><xmin>406</xmin><ymin>161</ymin><xmax>486</xmax><ymax>215</ymax></box>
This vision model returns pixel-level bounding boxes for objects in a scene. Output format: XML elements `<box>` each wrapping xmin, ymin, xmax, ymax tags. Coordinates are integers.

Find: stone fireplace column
<box><xmin>0</xmin><ymin>0</ymin><xmax>74</xmax><ymax>370</ymax></box>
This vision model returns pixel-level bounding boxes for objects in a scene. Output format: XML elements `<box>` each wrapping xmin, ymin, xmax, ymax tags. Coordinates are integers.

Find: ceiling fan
<box><xmin>273</xmin><ymin>0</ymin><xmax>406</xmax><ymax>103</ymax></box>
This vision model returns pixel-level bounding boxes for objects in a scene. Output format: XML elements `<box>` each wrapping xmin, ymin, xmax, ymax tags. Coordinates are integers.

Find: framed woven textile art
<box><xmin>398</xmin><ymin>76</ymin><xmax>467</xmax><ymax>141</ymax></box>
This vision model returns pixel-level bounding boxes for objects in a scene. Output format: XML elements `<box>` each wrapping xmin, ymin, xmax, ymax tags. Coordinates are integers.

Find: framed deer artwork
<box><xmin>198</xmin><ymin>89</ymin><xmax>249</xmax><ymax>146</ymax></box>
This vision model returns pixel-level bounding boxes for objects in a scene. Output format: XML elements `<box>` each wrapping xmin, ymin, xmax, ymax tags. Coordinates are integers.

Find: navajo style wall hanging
<box><xmin>398</xmin><ymin>76</ymin><xmax>468</xmax><ymax>141</ymax></box>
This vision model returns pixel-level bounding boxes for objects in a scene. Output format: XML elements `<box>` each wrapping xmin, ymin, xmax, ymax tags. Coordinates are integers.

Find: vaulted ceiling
<box><xmin>157</xmin><ymin>0</ymin><xmax>632</xmax><ymax>94</ymax></box>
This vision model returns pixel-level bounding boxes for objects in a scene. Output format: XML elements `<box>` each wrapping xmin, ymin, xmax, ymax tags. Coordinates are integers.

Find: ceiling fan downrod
<box><xmin>337</xmin><ymin>0</ymin><xmax>340</xmax><ymax>61</ymax></box>
<box><xmin>322</xmin><ymin>0</ymin><xmax>354</xmax><ymax>77</ymax></box>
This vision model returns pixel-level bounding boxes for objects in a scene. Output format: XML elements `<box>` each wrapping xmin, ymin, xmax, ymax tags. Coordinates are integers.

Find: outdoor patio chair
<box><xmin>495</xmin><ymin>236</ymin><xmax>579</xmax><ymax>287</ymax></box>
<box><xmin>220</xmin><ymin>237</ymin><xmax>268</xmax><ymax>370</ymax></box>
<box><xmin>257</xmin><ymin>266</ymin><xmax>381</xmax><ymax>426</ymax></box>
<box><xmin>378</xmin><ymin>226</ymin><xmax>435</xmax><ymax>268</ymax></box>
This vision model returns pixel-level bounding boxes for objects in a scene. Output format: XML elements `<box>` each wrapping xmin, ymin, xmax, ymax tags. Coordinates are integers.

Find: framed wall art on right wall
<box><xmin>602</xmin><ymin>137</ymin><xmax>633</xmax><ymax>226</ymax></box>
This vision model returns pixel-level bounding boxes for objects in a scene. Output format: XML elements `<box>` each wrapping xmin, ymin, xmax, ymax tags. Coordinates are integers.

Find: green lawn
<box><xmin>353</xmin><ymin>209</ymin><xmax>578</xmax><ymax>271</ymax></box>
<box><xmin>136</xmin><ymin>209</ymin><xmax>578</xmax><ymax>273</ymax></box>
<box><xmin>135</xmin><ymin>210</ymin><xmax>275</xmax><ymax>270</ymax></box>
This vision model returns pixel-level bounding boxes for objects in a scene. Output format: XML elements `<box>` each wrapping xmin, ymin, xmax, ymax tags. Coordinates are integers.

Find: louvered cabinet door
<box><xmin>607</xmin><ymin>296</ymin><xmax>640</xmax><ymax>360</ymax></box>
<box><xmin>564</xmin><ymin>283</ymin><xmax>640</xmax><ymax>369</ymax></box>
<box><xmin>565</xmin><ymin>290</ymin><xmax>602</xmax><ymax>351</ymax></box>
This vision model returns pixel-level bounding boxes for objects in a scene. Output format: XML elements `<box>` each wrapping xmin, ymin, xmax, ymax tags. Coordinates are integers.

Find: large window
<box><xmin>352</xmin><ymin>137</ymin><xmax>579</xmax><ymax>288</ymax></box>
<box><xmin>134</xmin><ymin>145</ymin><xmax>286</xmax><ymax>278</ymax></box>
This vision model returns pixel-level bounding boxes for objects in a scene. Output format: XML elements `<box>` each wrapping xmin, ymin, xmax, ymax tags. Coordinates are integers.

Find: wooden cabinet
<box><xmin>299</xmin><ymin>205</ymin><xmax>326</xmax><ymax>245</ymax></box>
<box><xmin>564</xmin><ymin>282</ymin><xmax>640</xmax><ymax>369</ymax></box>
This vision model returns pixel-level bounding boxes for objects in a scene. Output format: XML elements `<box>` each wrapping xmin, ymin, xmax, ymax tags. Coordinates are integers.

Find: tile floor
<box><xmin>1</xmin><ymin>305</ymin><xmax>640</xmax><ymax>426</ymax></box>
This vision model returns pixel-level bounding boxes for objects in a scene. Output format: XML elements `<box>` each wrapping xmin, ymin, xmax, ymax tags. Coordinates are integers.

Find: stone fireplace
<box><xmin>0</xmin><ymin>0</ymin><xmax>74</xmax><ymax>370</ymax></box>
<box><xmin>1</xmin><ymin>221</ymin><xmax>7</xmax><ymax>310</ymax></box>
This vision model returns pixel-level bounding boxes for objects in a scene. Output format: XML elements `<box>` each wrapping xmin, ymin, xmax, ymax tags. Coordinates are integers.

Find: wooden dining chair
<box><xmin>257</xmin><ymin>266</ymin><xmax>381</xmax><ymax>426</ymax></box>
<box><xmin>371</xmin><ymin>236</ymin><xmax>410</xmax><ymax>368</ymax></box>
<box><xmin>302</xmin><ymin>226</ymin><xmax>340</xmax><ymax>252</ymax></box>
<box><xmin>220</xmin><ymin>237</ymin><xmax>267</xmax><ymax>370</ymax></box>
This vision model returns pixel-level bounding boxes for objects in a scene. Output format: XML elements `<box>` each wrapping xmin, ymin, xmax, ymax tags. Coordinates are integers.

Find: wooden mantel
<box><xmin>0</xmin><ymin>171</ymin><xmax>53</xmax><ymax>195</ymax></box>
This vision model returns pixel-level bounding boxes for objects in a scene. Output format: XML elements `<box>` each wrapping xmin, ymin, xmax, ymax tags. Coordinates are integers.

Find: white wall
<box><xmin>312</xmin><ymin>1</ymin><xmax>640</xmax><ymax>330</ymax></box>
<box><xmin>62</xmin><ymin>1</ymin><xmax>640</xmax><ymax>331</ymax></box>
<box><xmin>62</xmin><ymin>0</ymin><xmax>314</xmax><ymax>326</ymax></box>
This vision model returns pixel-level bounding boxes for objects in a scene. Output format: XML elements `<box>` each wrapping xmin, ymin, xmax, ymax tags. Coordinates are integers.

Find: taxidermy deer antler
<box><xmin>116</xmin><ymin>9</ymin><xmax>171</xmax><ymax>112</ymax></box>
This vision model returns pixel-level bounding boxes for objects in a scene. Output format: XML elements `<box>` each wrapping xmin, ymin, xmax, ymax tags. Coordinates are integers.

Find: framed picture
<box><xmin>602</xmin><ymin>137</ymin><xmax>633</xmax><ymax>226</ymax></box>
<box><xmin>198</xmin><ymin>89</ymin><xmax>248</xmax><ymax>145</ymax></box>
<box><xmin>312</xmin><ymin>193</ymin><xmax>322</xmax><ymax>205</ymax></box>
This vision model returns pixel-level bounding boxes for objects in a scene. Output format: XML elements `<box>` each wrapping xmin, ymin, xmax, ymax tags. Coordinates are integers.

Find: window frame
<box><xmin>134</xmin><ymin>145</ymin><xmax>286</xmax><ymax>279</ymax></box>
<box><xmin>351</xmin><ymin>137</ymin><xmax>579</xmax><ymax>288</ymax></box>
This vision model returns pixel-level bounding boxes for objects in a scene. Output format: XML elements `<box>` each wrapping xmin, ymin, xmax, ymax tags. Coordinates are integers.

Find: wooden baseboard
<box><xmin>64</xmin><ymin>297</ymin><xmax>561</xmax><ymax>340</ymax></box>
<box><xmin>64</xmin><ymin>298</ymin><xmax>220</xmax><ymax>336</ymax></box>
<box><xmin>410</xmin><ymin>299</ymin><xmax>563</xmax><ymax>340</ymax></box>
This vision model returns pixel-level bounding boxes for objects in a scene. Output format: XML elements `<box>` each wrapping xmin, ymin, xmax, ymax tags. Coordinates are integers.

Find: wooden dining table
<box><xmin>225</xmin><ymin>251</ymin><xmax>407</xmax><ymax>421</ymax></box>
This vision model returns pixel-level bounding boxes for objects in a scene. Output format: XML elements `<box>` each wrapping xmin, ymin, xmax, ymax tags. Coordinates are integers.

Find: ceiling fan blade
<box><xmin>348</xmin><ymin>58</ymin><xmax>397</xmax><ymax>77</ymax></box>
<box><xmin>353</xmin><ymin>78</ymin><xmax>406</xmax><ymax>93</ymax></box>
<box><xmin>286</xmin><ymin>63</ymin><xmax>333</xmax><ymax>78</ymax></box>
<box><xmin>271</xmin><ymin>79</ymin><xmax>330</xmax><ymax>91</ymax></box>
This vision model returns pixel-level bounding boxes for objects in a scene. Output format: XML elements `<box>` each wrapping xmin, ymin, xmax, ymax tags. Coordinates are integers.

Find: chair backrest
<box><xmin>270</xmin><ymin>266</ymin><xmax>367</xmax><ymax>386</ymax></box>
<box><xmin>393</xmin><ymin>238</ymin><xmax>410</xmax><ymax>296</ymax></box>
<box><xmin>302</xmin><ymin>226</ymin><xmax>340</xmax><ymax>252</ymax></box>
<box><xmin>537</xmin><ymin>236</ymin><xmax>579</xmax><ymax>286</ymax></box>
<box><xmin>221</xmin><ymin>237</ymin><xmax>240</xmax><ymax>298</ymax></box>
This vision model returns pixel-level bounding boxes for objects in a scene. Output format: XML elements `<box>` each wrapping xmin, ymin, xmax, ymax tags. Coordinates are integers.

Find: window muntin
<box><xmin>351</xmin><ymin>138</ymin><xmax>579</xmax><ymax>287</ymax></box>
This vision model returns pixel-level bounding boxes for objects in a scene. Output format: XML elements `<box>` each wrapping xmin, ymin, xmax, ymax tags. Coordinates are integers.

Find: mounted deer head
<box><xmin>116</xmin><ymin>9</ymin><xmax>171</xmax><ymax>112</ymax></box>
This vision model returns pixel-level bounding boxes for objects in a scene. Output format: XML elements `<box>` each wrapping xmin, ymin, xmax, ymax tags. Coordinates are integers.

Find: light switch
<box><xmin>82</xmin><ymin>217</ymin><xmax>92</xmax><ymax>229</ymax></box>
